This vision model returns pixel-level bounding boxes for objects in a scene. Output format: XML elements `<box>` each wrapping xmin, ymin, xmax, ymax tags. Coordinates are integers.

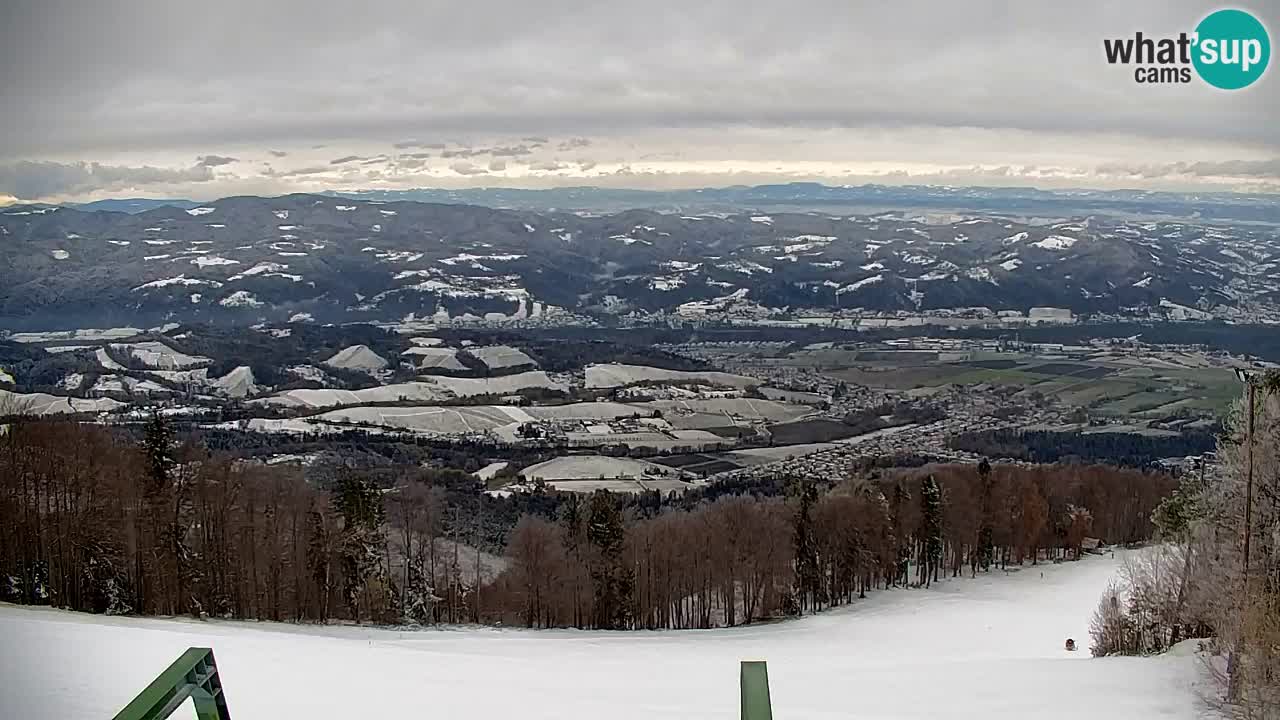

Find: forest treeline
<box><xmin>949</xmin><ymin>428</ymin><xmax>1219</xmax><ymax>468</ymax></box>
<box><xmin>1</xmin><ymin>417</ymin><xmax>1173</xmax><ymax>630</ymax></box>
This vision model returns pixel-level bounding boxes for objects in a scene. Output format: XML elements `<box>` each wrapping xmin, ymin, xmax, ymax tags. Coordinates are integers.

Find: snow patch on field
<box><xmin>229</xmin><ymin>262</ymin><xmax>301</xmax><ymax>282</ymax></box>
<box><xmin>840</xmin><ymin>274</ymin><xmax>883</xmax><ymax>292</ymax></box>
<box><xmin>190</xmin><ymin>256</ymin><xmax>239</xmax><ymax>267</ymax></box>
<box><xmin>720</xmin><ymin>260</ymin><xmax>773</xmax><ymax>275</ymax></box>
<box><xmin>323</xmin><ymin>345</ymin><xmax>389</xmax><ymax>373</ymax></box>
<box><xmin>1033</xmin><ymin>235</ymin><xmax>1079</xmax><ymax>251</ymax></box>
<box><xmin>0</xmin><ymin>390</ymin><xmax>125</xmax><ymax>415</ymax></box>
<box><xmin>469</xmin><ymin>345</ymin><xmax>537</xmax><ymax>370</ymax></box>
<box><xmin>50</xmin><ymin>250</ymin><xmax>70</xmax><ymax>260</ymax></box>
<box><xmin>109</xmin><ymin>341</ymin><xmax>211</xmax><ymax>370</ymax></box>
<box><xmin>585</xmin><ymin>363</ymin><xmax>760</xmax><ymax>389</ymax></box>
<box><xmin>403</xmin><ymin>347</ymin><xmax>468</xmax><ymax>372</ymax></box>
<box><xmin>211</xmin><ymin>366</ymin><xmax>259</xmax><ymax>398</ymax></box>
<box><xmin>133</xmin><ymin>276</ymin><xmax>223</xmax><ymax>291</ymax></box>
<box><xmin>219</xmin><ymin>291</ymin><xmax>263</xmax><ymax>309</ymax></box>
<box><xmin>256</xmin><ymin>371</ymin><xmax>567</xmax><ymax>410</ymax></box>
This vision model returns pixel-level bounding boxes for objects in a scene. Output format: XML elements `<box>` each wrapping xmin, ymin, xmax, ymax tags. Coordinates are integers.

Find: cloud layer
<box><xmin>1</xmin><ymin>0</ymin><xmax>1275</xmax><ymax>201</ymax></box>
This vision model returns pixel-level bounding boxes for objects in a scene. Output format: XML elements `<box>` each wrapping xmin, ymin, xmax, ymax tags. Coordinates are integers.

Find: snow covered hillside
<box><xmin>0</xmin><ymin>552</ymin><xmax>1207</xmax><ymax>719</ymax></box>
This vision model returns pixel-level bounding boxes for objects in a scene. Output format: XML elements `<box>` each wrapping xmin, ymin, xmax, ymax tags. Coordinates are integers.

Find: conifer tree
<box><xmin>332</xmin><ymin>473</ymin><xmax>386</xmax><ymax>623</ymax></box>
<box><xmin>791</xmin><ymin>480</ymin><xmax>821</xmax><ymax>612</ymax></box>
<box><xmin>586</xmin><ymin>490</ymin><xmax>632</xmax><ymax>629</ymax></box>
<box><xmin>977</xmin><ymin>459</ymin><xmax>995</xmax><ymax>572</ymax></box>
<box><xmin>919</xmin><ymin>475</ymin><xmax>943</xmax><ymax>588</ymax></box>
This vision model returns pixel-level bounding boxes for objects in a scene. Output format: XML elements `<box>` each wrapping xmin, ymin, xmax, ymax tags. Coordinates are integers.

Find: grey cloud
<box><xmin>270</xmin><ymin>165</ymin><xmax>331</xmax><ymax>177</ymax></box>
<box><xmin>1096</xmin><ymin>159</ymin><xmax>1280</xmax><ymax>179</ymax></box>
<box><xmin>393</xmin><ymin>140</ymin><xmax>447</xmax><ymax>150</ymax></box>
<box><xmin>440</xmin><ymin>144</ymin><xmax>537</xmax><ymax>159</ymax></box>
<box><xmin>578</xmin><ymin>160</ymin><xmax>597</xmax><ymax>171</ymax></box>
<box><xmin>559</xmin><ymin>137</ymin><xmax>591</xmax><ymax>150</ymax></box>
<box><xmin>488</xmin><ymin>159</ymin><xmax>507</xmax><ymax>171</ymax></box>
<box><xmin>329</xmin><ymin>155</ymin><xmax>365</xmax><ymax>165</ymax></box>
<box><xmin>3</xmin><ymin>0</ymin><xmax>1273</xmax><ymax>161</ymax></box>
<box><xmin>449</xmin><ymin>161</ymin><xmax>486</xmax><ymax>175</ymax></box>
<box><xmin>401</xmin><ymin>152</ymin><xmax>432</xmax><ymax>159</ymax></box>
<box><xmin>0</xmin><ymin>160</ymin><xmax>213</xmax><ymax>199</ymax></box>
<box><xmin>530</xmin><ymin>161</ymin><xmax>569</xmax><ymax>171</ymax></box>
<box><xmin>522</xmin><ymin>136</ymin><xmax>549</xmax><ymax>144</ymax></box>
<box><xmin>268</xmin><ymin>150</ymin><xmax>289</xmax><ymax>157</ymax></box>
<box><xmin>196</xmin><ymin>154</ymin><xmax>238</xmax><ymax>167</ymax></box>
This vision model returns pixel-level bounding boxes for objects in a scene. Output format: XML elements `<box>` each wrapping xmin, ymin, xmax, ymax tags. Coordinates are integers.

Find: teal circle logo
<box><xmin>1193</xmin><ymin>9</ymin><xmax>1270</xmax><ymax>89</ymax></box>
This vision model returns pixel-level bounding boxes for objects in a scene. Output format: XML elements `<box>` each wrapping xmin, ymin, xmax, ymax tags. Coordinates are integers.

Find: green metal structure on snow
<box><xmin>113</xmin><ymin>647</ymin><xmax>766</xmax><ymax>720</ymax></box>
<box><xmin>740</xmin><ymin>660</ymin><xmax>773</xmax><ymax>720</ymax></box>
<box><xmin>112</xmin><ymin>647</ymin><xmax>231</xmax><ymax>720</ymax></box>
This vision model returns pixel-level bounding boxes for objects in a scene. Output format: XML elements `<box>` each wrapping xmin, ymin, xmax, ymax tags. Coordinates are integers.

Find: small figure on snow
<box><xmin>1064</xmin><ymin>638</ymin><xmax>1077</xmax><ymax>652</ymax></box>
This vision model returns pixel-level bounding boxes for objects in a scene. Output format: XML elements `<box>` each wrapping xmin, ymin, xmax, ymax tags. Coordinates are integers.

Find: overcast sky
<box><xmin>1</xmin><ymin>0</ymin><xmax>1276</xmax><ymax>203</ymax></box>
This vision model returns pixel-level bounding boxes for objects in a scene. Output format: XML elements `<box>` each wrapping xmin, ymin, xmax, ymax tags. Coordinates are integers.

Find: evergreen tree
<box><xmin>977</xmin><ymin>459</ymin><xmax>995</xmax><ymax>572</ymax></box>
<box><xmin>138</xmin><ymin>412</ymin><xmax>179</xmax><ymax>613</ymax></box>
<box><xmin>308</xmin><ymin>508</ymin><xmax>333</xmax><ymax>622</ymax></box>
<box><xmin>918</xmin><ymin>475</ymin><xmax>943</xmax><ymax>588</ymax></box>
<box><xmin>586</xmin><ymin>490</ymin><xmax>632</xmax><ymax>629</ymax></box>
<box><xmin>332</xmin><ymin>473</ymin><xmax>386</xmax><ymax>623</ymax></box>
<box><xmin>890</xmin><ymin>483</ymin><xmax>912</xmax><ymax>587</ymax></box>
<box><xmin>559</xmin><ymin>494</ymin><xmax>586</xmax><ymax>628</ymax></box>
<box><xmin>791</xmin><ymin>480</ymin><xmax>821</xmax><ymax>612</ymax></box>
<box><xmin>142</xmin><ymin>412</ymin><xmax>177</xmax><ymax>494</ymax></box>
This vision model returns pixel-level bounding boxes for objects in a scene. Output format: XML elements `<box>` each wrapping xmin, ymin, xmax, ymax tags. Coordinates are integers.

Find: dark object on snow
<box><xmin>1065</xmin><ymin>638</ymin><xmax>1077</xmax><ymax>652</ymax></box>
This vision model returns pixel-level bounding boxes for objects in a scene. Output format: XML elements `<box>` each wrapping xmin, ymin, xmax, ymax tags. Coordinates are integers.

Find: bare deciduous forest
<box><xmin>1</xmin><ymin>417</ymin><xmax>1174</xmax><ymax>631</ymax></box>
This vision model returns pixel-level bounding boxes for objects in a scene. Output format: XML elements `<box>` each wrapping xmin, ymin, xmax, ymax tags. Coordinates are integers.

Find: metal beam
<box><xmin>112</xmin><ymin>647</ymin><xmax>231</xmax><ymax>720</ymax></box>
<box><xmin>740</xmin><ymin>660</ymin><xmax>773</xmax><ymax>720</ymax></box>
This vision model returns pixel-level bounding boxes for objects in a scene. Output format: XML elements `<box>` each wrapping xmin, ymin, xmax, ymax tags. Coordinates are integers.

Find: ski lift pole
<box><xmin>740</xmin><ymin>660</ymin><xmax>773</xmax><ymax>720</ymax></box>
<box><xmin>112</xmin><ymin>647</ymin><xmax>231</xmax><ymax>720</ymax></box>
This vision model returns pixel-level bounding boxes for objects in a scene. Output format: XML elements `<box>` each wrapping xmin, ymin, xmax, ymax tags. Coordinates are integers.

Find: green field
<box><xmin>822</xmin><ymin>352</ymin><xmax>1239</xmax><ymax>419</ymax></box>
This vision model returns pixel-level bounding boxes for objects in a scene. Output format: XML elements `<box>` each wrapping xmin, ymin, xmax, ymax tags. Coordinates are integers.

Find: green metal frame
<box><xmin>740</xmin><ymin>661</ymin><xmax>773</xmax><ymax>720</ymax></box>
<box><xmin>112</xmin><ymin>647</ymin><xmax>231</xmax><ymax>720</ymax></box>
<box><xmin>112</xmin><ymin>647</ymin><xmax>758</xmax><ymax>720</ymax></box>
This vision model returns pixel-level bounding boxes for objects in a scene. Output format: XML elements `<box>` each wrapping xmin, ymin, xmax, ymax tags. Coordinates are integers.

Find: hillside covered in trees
<box><xmin>1</xmin><ymin>417</ymin><xmax>1175</xmax><ymax>630</ymax></box>
<box><xmin>949</xmin><ymin>429</ymin><xmax>1218</xmax><ymax>468</ymax></box>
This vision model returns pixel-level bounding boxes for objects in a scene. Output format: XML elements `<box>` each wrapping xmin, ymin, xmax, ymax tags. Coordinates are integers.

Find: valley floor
<box><xmin>0</xmin><ymin>552</ymin><xmax>1214</xmax><ymax>719</ymax></box>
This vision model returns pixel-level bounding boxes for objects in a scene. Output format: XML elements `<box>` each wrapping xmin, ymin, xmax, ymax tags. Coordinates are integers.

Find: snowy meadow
<box><xmin>0</xmin><ymin>551</ymin><xmax>1209</xmax><ymax>720</ymax></box>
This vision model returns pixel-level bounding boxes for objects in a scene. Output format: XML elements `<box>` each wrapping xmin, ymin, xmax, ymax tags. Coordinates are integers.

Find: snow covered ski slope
<box><xmin>0</xmin><ymin>551</ymin><xmax>1207</xmax><ymax>719</ymax></box>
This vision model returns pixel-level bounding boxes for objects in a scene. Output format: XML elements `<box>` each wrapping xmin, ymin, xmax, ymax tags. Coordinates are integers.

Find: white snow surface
<box><xmin>1032</xmin><ymin>235</ymin><xmax>1079</xmax><ymax>251</ymax></box>
<box><xmin>585</xmin><ymin>363</ymin><xmax>760</xmax><ymax>389</ymax></box>
<box><xmin>323</xmin><ymin>344</ymin><xmax>389</xmax><ymax>372</ymax></box>
<box><xmin>0</xmin><ymin>552</ymin><xmax>1204</xmax><ymax>720</ymax></box>
<box><xmin>211</xmin><ymin>366</ymin><xmax>259</xmax><ymax>398</ymax></box>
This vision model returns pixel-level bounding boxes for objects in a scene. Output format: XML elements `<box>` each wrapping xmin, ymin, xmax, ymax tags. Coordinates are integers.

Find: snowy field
<box><xmin>0</xmin><ymin>552</ymin><xmax>1209</xmax><ymax>720</ymax></box>
<box><xmin>586</xmin><ymin>363</ymin><xmax>762</xmax><ymax>389</ymax></box>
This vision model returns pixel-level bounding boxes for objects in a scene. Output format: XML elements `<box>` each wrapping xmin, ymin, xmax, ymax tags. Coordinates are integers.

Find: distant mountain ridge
<box><xmin>1</xmin><ymin>192</ymin><xmax>1276</xmax><ymax>330</ymax></box>
<box><xmin>49</xmin><ymin>183</ymin><xmax>1280</xmax><ymax>224</ymax></box>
